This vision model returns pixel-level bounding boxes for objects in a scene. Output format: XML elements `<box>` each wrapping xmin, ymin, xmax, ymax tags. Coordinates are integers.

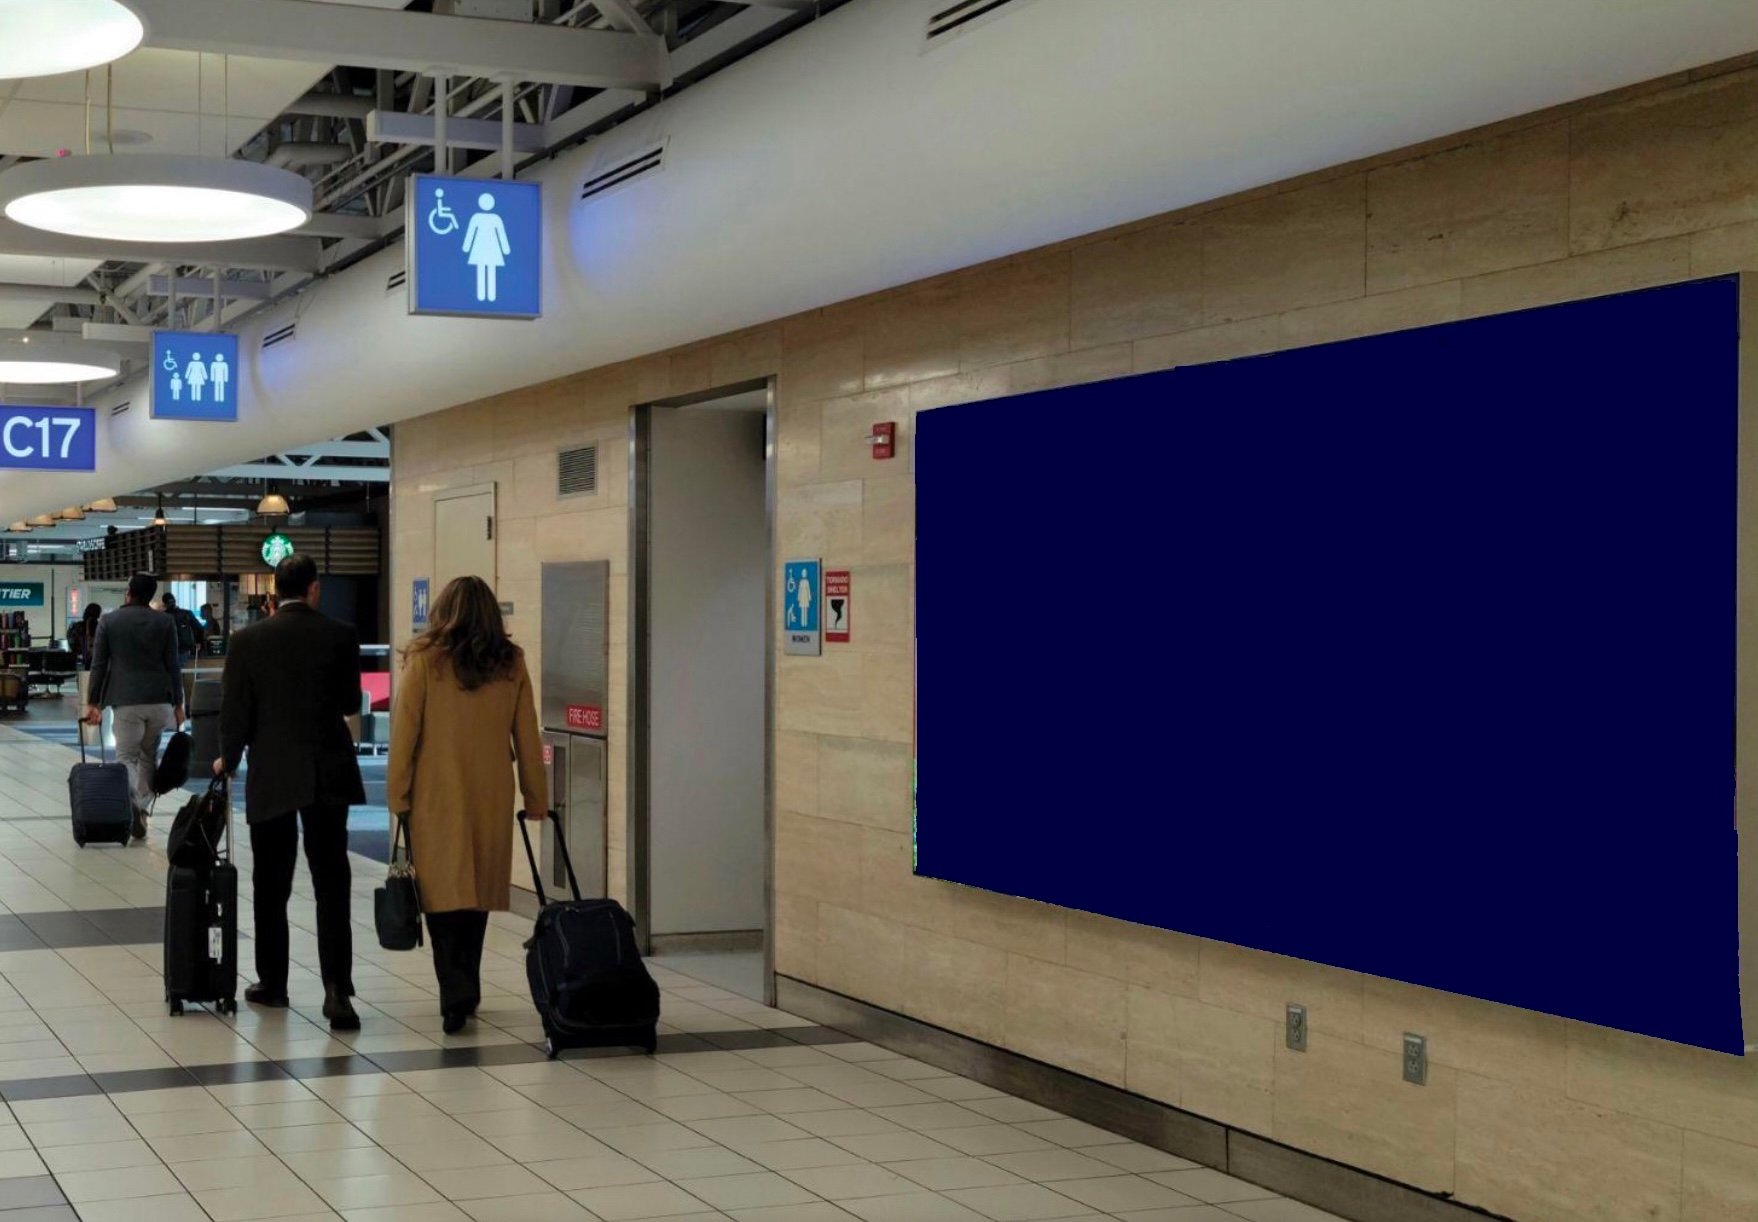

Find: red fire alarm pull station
<box><xmin>868</xmin><ymin>422</ymin><xmax>896</xmax><ymax>460</ymax></box>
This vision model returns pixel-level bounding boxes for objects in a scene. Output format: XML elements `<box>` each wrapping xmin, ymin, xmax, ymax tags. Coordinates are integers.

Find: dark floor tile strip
<box><xmin>778</xmin><ymin>1025</ymin><xmax>863</xmax><ymax>1045</ymax></box>
<box><xmin>0</xmin><ymin>1027</ymin><xmax>856</xmax><ymax>1103</ymax></box>
<box><xmin>91</xmin><ymin>1066</ymin><xmax>200</xmax><ymax>1094</ymax></box>
<box><xmin>0</xmin><ymin>1075</ymin><xmax>101</xmax><ymax>1103</ymax></box>
<box><xmin>4</xmin><ymin>1205</ymin><xmax>80</xmax><ymax>1222</ymax></box>
<box><xmin>700</xmin><ymin>1029</ymin><xmax>800</xmax><ymax>1051</ymax></box>
<box><xmin>278</xmin><ymin>1055</ymin><xmax>380</xmax><ymax>1080</ymax></box>
<box><xmin>0</xmin><ymin>1178</ymin><xmax>69</xmax><ymax>1211</ymax></box>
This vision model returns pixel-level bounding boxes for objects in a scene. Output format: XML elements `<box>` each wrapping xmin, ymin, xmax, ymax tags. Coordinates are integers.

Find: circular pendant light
<box><xmin>0</xmin><ymin>336</ymin><xmax>121</xmax><ymax>383</ymax></box>
<box><xmin>28</xmin><ymin>514</ymin><xmax>55</xmax><ymax>528</ymax></box>
<box><xmin>0</xmin><ymin>154</ymin><xmax>314</xmax><ymax>243</ymax></box>
<box><xmin>0</xmin><ymin>0</ymin><xmax>145</xmax><ymax>81</ymax></box>
<box><xmin>85</xmin><ymin>497</ymin><xmax>118</xmax><ymax>513</ymax></box>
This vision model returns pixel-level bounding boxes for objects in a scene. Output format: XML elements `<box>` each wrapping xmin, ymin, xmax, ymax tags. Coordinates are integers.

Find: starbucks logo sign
<box><xmin>260</xmin><ymin>533</ymin><xmax>295</xmax><ymax>566</ymax></box>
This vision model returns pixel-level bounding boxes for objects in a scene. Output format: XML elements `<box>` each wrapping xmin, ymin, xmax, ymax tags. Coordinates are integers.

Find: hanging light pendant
<box><xmin>0</xmin><ymin>0</ymin><xmax>144</xmax><ymax>81</ymax></box>
<box><xmin>0</xmin><ymin>154</ymin><xmax>314</xmax><ymax>243</ymax></box>
<box><xmin>85</xmin><ymin>497</ymin><xmax>118</xmax><ymax>513</ymax></box>
<box><xmin>28</xmin><ymin>514</ymin><xmax>54</xmax><ymax>528</ymax></box>
<box><xmin>256</xmin><ymin>485</ymin><xmax>291</xmax><ymax>517</ymax></box>
<box><xmin>0</xmin><ymin>337</ymin><xmax>121</xmax><ymax>383</ymax></box>
<box><xmin>8</xmin><ymin>522</ymin><xmax>32</xmax><ymax>534</ymax></box>
<box><xmin>59</xmin><ymin>506</ymin><xmax>85</xmax><ymax>521</ymax></box>
<box><xmin>152</xmin><ymin>496</ymin><xmax>167</xmax><ymax>527</ymax></box>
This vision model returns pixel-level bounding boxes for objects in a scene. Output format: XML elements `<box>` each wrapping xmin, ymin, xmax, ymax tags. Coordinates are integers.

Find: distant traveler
<box><xmin>214</xmin><ymin>553</ymin><xmax>365</xmax><ymax>1031</ymax></box>
<box><xmin>85</xmin><ymin>575</ymin><xmax>182</xmax><ymax>840</ymax></box>
<box><xmin>67</xmin><ymin>603</ymin><xmax>102</xmax><ymax>671</ymax></box>
<box><xmin>387</xmin><ymin>575</ymin><xmax>548</xmax><ymax>1034</ymax></box>
<box><xmin>161</xmin><ymin>593</ymin><xmax>205</xmax><ymax>668</ymax></box>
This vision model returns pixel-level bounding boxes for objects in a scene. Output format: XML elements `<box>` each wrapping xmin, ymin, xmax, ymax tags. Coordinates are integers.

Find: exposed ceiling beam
<box><xmin>208</xmin><ymin>462</ymin><xmax>390</xmax><ymax>484</ymax></box>
<box><xmin>593</xmin><ymin>0</ymin><xmax>654</xmax><ymax>35</ymax></box>
<box><xmin>0</xmin><ymin>283</ymin><xmax>101</xmax><ymax>306</ymax></box>
<box><xmin>366</xmin><ymin>110</ymin><xmax>548</xmax><ymax>153</ymax></box>
<box><xmin>299</xmin><ymin>213</ymin><xmax>388</xmax><ymax>241</ymax></box>
<box><xmin>0</xmin><ymin>221</ymin><xmax>321</xmax><ymax>273</ymax></box>
<box><xmin>129</xmin><ymin>0</ymin><xmax>671</xmax><ymax>90</ymax></box>
<box><xmin>148</xmin><ymin>275</ymin><xmax>276</xmax><ymax>301</ymax></box>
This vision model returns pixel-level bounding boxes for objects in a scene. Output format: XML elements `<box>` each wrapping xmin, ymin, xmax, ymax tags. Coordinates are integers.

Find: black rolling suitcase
<box><xmin>164</xmin><ymin>777</ymin><xmax>238</xmax><ymax>1016</ymax></box>
<box><xmin>69</xmin><ymin>718</ymin><xmax>132</xmax><ymax>847</ymax></box>
<box><xmin>519</xmin><ymin>812</ymin><xmax>660</xmax><ymax>1058</ymax></box>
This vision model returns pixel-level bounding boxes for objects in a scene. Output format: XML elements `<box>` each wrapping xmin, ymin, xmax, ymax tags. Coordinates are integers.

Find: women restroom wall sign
<box><xmin>407</xmin><ymin>173</ymin><xmax>543</xmax><ymax>319</ymax></box>
<box><xmin>784</xmin><ymin>559</ymin><xmax>821</xmax><ymax>656</ymax></box>
<box><xmin>825</xmin><ymin>570</ymin><xmax>851</xmax><ymax>643</ymax></box>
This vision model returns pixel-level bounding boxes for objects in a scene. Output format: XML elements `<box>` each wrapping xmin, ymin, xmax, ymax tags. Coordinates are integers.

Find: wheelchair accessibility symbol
<box><xmin>427</xmin><ymin>188</ymin><xmax>459</xmax><ymax>236</ymax></box>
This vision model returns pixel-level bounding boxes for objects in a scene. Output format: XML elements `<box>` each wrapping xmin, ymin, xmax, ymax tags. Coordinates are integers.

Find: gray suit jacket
<box><xmin>89</xmin><ymin>605</ymin><xmax>183</xmax><ymax>709</ymax></box>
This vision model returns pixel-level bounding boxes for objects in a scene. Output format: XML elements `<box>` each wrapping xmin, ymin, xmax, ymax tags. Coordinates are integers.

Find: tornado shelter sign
<box><xmin>784</xmin><ymin>559</ymin><xmax>821</xmax><ymax>657</ymax></box>
<box><xmin>407</xmin><ymin>173</ymin><xmax>542</xmax><ymax>319</ymax></box>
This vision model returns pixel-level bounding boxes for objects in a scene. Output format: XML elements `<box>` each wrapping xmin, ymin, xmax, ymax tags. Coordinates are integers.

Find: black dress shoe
<box><xmin>442</xmin><ymin>1010</ymin><xmax>468</xmax><ymax>1036</ymax></box>
<box><xmin>244</xmin><ymin>983</ymin><xmax>290</xmax><ymax>1008</ymax></box>
<box><xmin>324</xmin><ymin>985</ymin><xmax>361</xmax><ymax>1032</ymax></box>
<box><xmin>130</xmin><ymin>810</ymin><xmax>147</xmax><ymax>840</ymax></box>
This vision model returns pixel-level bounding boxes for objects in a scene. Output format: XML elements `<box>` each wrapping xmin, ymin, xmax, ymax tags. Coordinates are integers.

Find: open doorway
<box><xmin>630</xmin><ymin>380</ymin><xmax>773</xmax><ymax>1002</ymax></box>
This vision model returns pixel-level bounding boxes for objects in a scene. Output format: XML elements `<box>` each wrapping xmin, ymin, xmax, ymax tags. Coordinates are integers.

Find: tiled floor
<box><xmin>0</xmin><ymin>722</ymin><xmax>1345</xmax><ymax>1222</ymax></box>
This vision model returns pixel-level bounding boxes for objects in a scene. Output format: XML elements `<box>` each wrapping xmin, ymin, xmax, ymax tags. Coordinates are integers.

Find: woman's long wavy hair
<box><xmin>404</xmin><ymin>575</ymin><xmax>520</xmax><ymax>691</ymax></box>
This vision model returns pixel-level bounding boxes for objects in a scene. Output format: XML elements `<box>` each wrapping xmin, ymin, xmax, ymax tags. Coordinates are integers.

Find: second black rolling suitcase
<box><xmin>164</xmin><ymin>778</ymin><xmax>237</xmax><ymax>1016</ymax></box>
<box><xmin>69</xmin><ymin>719</ymin><xmax>132</xmax><ymax>847</ymax></box>
<box><xmin>518</xmin><ymin>812</ymin><xmax>660</xmax><ymax>1058</ymax></box>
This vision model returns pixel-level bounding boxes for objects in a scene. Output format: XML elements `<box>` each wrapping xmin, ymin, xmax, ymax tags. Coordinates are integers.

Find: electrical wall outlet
<box><xmin>1285</xmin><ymin>1003</ymin><xmax>1307</xmax><ymax>1052</ymax></box>
<box><xmin>1403</xmin><ymin>1033</ymin><xmax>1427</xmax><ymax>1085</ymax></box>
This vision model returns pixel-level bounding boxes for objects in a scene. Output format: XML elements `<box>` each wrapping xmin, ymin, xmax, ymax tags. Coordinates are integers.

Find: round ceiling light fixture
<box><xmin>85</xmin><ymin>497</ymin><xmax>118</xmax><ymax>513</ymax></box>
<box><xmin>0</xmin><ymin>153</ymin><xmax>314</xmax><ymax>243</ymax></box>
<box><xmin>0</xmin><ymin>336</ymin><xmax>121</xmax><ymax>383</ymax></box>
<box><xmin>0</xmin><ymin>0</ymin><xmax>145</xmax><ymax>81</ymax></box>
<box><xmin>28</xmin><ymin>514</ymin><xmax>55</xmax><ymax>529</ymax></box>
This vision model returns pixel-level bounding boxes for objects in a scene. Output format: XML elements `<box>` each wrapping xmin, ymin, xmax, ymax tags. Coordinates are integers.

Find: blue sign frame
<box><xmin>151</xmin><ymin>330</ymin><xmax>240</xmax><ymax>421</ymax></box>
<box><xmin>412</xmin><ymin>578</ymin><xmax>430</xmax><ymax>630</ymax></box>
<box><xmin>0</xmin><ymin>405</ymin><xmax>96</xmax><ymax>471</ymax></box>
<box><xmin>0</xmin><ymin>583</ymin><xmax>44</xmax><ymax>608</ymax></box>
<box><xmin>406</xmin><ymin>174</ymin><xmax>542</xmax><ymax>320</ymax></box>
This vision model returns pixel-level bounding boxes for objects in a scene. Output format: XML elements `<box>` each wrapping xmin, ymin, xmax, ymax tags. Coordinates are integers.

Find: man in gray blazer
<box><xmin>85</xmin><ymin>573</ymin><xmax>184</xmax><ymax>839</ymax></box>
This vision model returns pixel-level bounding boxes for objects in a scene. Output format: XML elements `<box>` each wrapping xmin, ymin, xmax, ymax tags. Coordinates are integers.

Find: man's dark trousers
<box><xmin>250</xmin><ymin>804</ymin><xmax>353</xmax><ymax>994</ymax></box>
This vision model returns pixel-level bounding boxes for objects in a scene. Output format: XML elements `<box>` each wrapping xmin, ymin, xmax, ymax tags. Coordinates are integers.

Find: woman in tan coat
<box><xmin>387</xmin><ymin>576</ymin><xmax>549</xmax><ymax>1034</ymax></box>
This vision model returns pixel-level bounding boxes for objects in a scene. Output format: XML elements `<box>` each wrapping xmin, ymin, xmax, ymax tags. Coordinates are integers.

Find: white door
<box><xmin>433</xmin><ymin>486</ymin><xmax>497</xmax><ymax>596</ymax></box>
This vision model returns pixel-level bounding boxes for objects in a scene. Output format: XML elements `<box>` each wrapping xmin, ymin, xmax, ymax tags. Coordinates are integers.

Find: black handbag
<box><xmin>375</xmin><ymin>816</ymin><xmax>423</xmax><ymax>951</ymax></box>
<box><xmin>165</xmin><ymin>776</ymin><xmax>228</xmax><ymax>870</ymax></box>
<box><xmin>154</xmin><ymin>730</ymin><xmax>192</xmax><ymax>796</ymax></box>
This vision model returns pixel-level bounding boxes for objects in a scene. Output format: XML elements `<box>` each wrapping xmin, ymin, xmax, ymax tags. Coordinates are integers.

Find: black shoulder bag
<box><xmin>375</xmin><ymin>816</ymin><xmax>424</xmax><ymax>950</ymax></box>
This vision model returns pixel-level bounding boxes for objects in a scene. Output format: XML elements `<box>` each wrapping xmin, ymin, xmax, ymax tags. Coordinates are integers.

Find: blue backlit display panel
<box><xmin>407</xmin><ymin>174</ymin><xmax>542</xmax><ymax>319</ymax></box>
<box><xmin>915</xmin><ymin>277</ymin><xmax>1743</xmax><ymax>1054</ymax></box>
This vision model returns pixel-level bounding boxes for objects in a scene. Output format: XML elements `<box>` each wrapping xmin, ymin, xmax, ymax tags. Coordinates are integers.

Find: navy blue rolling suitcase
<box><xmin>164</xmin><ymin>778</ymin><xmax>238</xmax><ymax>1016</ymax></box>
<box><xmin>518</xmin><ymin>813</ymin><xmax>660</xmax><ymax>1058</ymax></box>
<box><xmin>69</xmin><ymin>720</ymin><xmax>132</xmax><ymax>847</ymax></box>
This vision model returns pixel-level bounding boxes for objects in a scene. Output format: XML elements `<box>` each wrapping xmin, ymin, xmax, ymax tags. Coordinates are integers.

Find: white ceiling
<box><xmin>3</xmin><ymin>0</ymin><xmax>1758</xmax><ymax>525</ymax></box>
<box><xmin>0</xmin><ymin>0</ymin><xmax>410</xmax><ymax>329</ymax></box>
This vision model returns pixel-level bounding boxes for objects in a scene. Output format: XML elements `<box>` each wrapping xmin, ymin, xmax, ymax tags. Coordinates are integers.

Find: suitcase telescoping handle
<box><xmin>76</xmin><ymin>714</ymin><xmax>108</xmax><ymax>764</ymax></box>
<box><xmin>517</xmin><ymin>811</ymin><xmax>578</xmax><ymax>907</ymax></box>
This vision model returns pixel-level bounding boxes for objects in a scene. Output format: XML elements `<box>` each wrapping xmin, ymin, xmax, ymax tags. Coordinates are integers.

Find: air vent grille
<box><xmin>580</xmin><ymin>143</ymin><xmax>664</xmax><ymax>203</ymax></box>
<box><xmin>262</xmin><ymin>323</ymin><xmax>297</xmax><ymax>349</ymax></box>
<box><xmin>558</xmin><ymin>444</ymin><xmax>599</xmax><ymax>497</ymax></box>
<box><xmin>927</xmin><ymin>0</ymin><xmax>1023</xmax><ymax>41</ymax></box>
<box><xmin>386</xmin><ymin>269</ymin><xmax>407</xmax><ymax>294</ymax></box>
<box><xmin>110</xmin><ymin>401</ymin><xmax>131</xmax><ymax>417</ymax></box>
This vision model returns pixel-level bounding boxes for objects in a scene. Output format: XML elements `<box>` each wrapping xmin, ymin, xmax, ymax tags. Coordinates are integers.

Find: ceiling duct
<box><xmin>267</xmin><ymin>143</ymin><xmax>353</xmax><ymax>169</ymax></box>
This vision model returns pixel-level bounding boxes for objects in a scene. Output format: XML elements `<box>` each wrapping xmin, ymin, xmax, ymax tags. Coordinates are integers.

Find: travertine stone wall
<box><xmin>393</xmin><ymin>60</ymin><xmax>1758</xmax><ymax>1222</ymax></box>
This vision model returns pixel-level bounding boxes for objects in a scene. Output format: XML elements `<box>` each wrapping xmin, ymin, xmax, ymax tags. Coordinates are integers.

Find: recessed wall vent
<box><xmin>926</xmin><ymin>0</ymin><xmax>1028</xmax><ymax>43</ymax></box>
<box><xmin>580</xmin><ymin>143</ymin><xmax>665</xmax><ymax>203</ymax></box>
<box><xmin>262</xmin><ymin>322</ymin><xmax>298</xmax><ymax>350</ymax></box>
<box><xmin>558</xmin><ymin>444</ymin><xmax>599</xmax><ymax>497</ymax></box>
<box><xmin>385</xmin><ymin>269</ymin><xmax>407</xmax><ymax>294</ymax></box>
<box><xmin>110</xmin><ymin>401</ymin><xmax>131</xmax><ymax>417</ymax></box>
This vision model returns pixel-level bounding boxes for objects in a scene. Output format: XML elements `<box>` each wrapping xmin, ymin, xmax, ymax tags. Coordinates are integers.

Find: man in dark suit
<box><xmin>216</xmin><ymin>553</ymin><xmax>364</xmax><ymax>1030</ymax></box>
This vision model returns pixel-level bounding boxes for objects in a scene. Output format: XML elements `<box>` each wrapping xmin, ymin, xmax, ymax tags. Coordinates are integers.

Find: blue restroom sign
<box><xmin>407</xmin><ymin>174</ymin><xmax>542</xmax><ymax>319</ymax></box>
<box><xmin>0</xmin><ymin>583</ymin><xmax>44</xmax><ymax>607</ymax></box>
<box><xmin>0</xmin><ymin>406</ymin><xmax>95</xmax><ymax>471</ymax></box>
<box><xmin>151</xmin><ymin>330</ymin><xmax>239</xmax><ymax>421</ymax></box>
<box><xmin>783</xmin><ymin>559</ymin><xmax>821</xmax><ymax>657</ymax></box>
<box><xmin>412</xmin><ymin>578</ymin><xmax>430</xmax><ymax>630</ymax></box>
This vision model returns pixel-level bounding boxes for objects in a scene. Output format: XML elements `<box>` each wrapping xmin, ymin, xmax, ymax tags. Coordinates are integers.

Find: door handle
<box><xmin>485</xmin><ymin>516</ymin><xmax>494</xmax><ymax>541</ymax></box>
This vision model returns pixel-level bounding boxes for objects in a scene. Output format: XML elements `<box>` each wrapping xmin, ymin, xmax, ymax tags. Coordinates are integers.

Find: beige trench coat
<box><xmin>385</xmin><ymin>645</ymin><xmax>549</xmax><ymax>913</ymax></box>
